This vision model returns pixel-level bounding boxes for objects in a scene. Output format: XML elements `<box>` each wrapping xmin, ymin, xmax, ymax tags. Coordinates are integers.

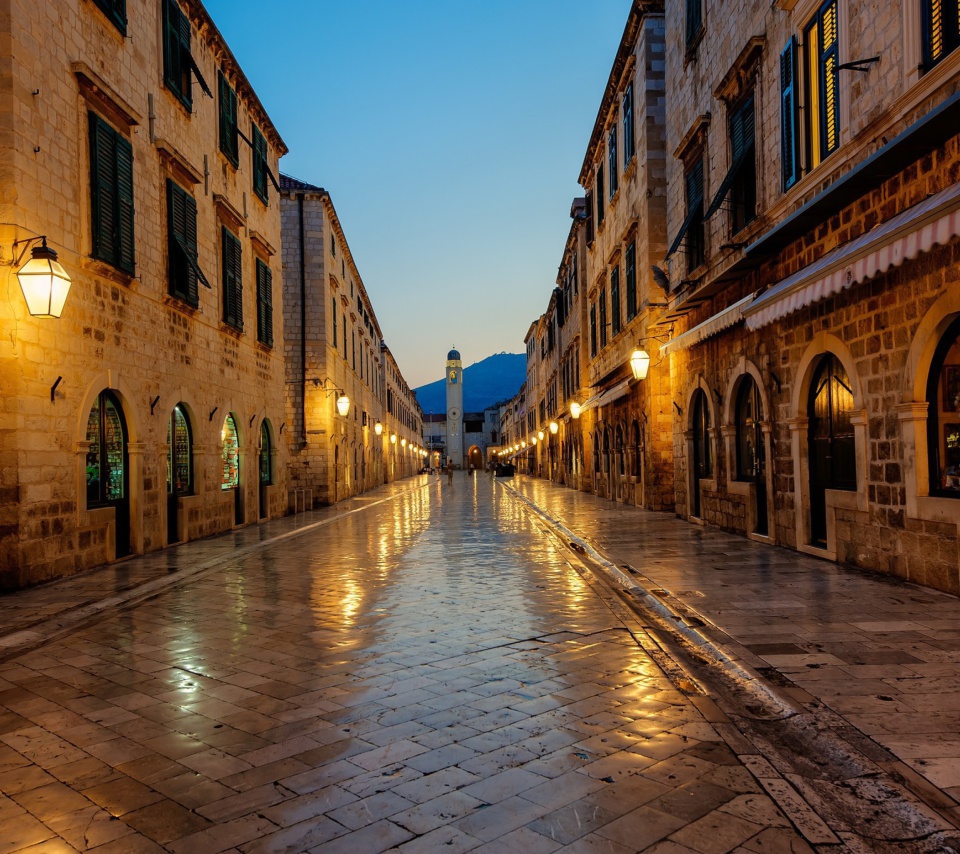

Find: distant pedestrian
<box><xmin>446</xmin><ymin>458</ymin><xmax>454</xmax><ymax>485</ymax></box>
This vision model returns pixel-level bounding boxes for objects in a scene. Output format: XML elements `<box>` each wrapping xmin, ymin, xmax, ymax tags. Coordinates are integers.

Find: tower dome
<box><xmin>447</xmin><ymin>348</ymin><xmax>461</xmax><ymax>361</ymax></box>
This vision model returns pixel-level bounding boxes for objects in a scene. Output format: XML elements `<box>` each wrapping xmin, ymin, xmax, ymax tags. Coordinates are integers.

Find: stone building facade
<box><xmin>578</xmin><ymin>3</ymin><xmax>672</xmax><ymax>510</ymax></box>
<box><xmin>0</xmin><ymin>0</ymin><xmax>288</xmax><ymax>588</ymax></box>
<box><xmin>660</xmin><ymin>0</ymin><xmax>960</xmax><ymax>590</ymax></box>
<box><xmin>509</xmin><ymin>0</ymin><xmax>960</xmax><ymax>594</ymax></box>
<box><xmin>280</xmin><ymin>176</ymin><xmax>423</xmax><ymax>505</ymax></box>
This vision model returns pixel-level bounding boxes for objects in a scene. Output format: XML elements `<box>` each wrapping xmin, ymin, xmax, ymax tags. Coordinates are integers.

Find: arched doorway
<box><xmin>221</xmin><ymin>413</ymin><xmax>242</xmax><ymax>526</ymax></box>
<box><xmin>467</xmin><ymin>445</ymin><xmax>483</xmax><ymax>472</ymax></box>
<box><xmin>167</xmin><ymin>404</ymin><xmax>193</xmax><ymax>544</ymax></box>
<box><xmin>691</xmin><ymin>389</ymin><xmax>712</xmax><ymax>518</ymax></box>
<box><xmin>85</xmin><ymin>390</ymin><xmax>130</xmax><ymax>558</ymax></box>
<box><xmin>632</xmin><ymin>419</ymin><xmax>644</xmax><ymax>506</ymax></box>
<box><xmin>259</xmin><ymin>421</ymin><xmax>272</xmax><ymax>520</ymax></box>
<box><xmin>334</xmin><ymin>444</ymin><xmax>340</xmax><ymax>502</ymax></box>
<box><xmin>615</xmin><ymin>424</ymin><xmax>625</xmax><ymax>500</ymax></box>
<box><xmin>736</xmin><ymin>377</ymin><xmax>767</xmax><ymax>535</ymax></box>
<box><xmin>808</xmin><ymin>354</ymin><xmax>856</xmax><ymax>547</ymax></box>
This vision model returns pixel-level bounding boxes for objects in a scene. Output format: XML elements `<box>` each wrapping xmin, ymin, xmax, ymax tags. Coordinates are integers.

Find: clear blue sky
<box><xmin>205</xmin><ymin>0</ymin><xmax>633</xmax><ymax>389</ymax></box>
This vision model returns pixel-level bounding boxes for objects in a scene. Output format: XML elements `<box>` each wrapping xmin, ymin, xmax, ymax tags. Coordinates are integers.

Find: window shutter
<box><xmin>167</xmin><ymin>179</ymin><xmax>185</xmax><ymax>299</ymax></box>
<box><xmin>780</xmin><ymin>38</ymin><xmax>801</xmax><ymax>190</ymax></box>
<box><xmin>819</xmin><ymin>1</ymin><xmax>840</xmax><ymax>157</ymax></box>
<box><xmin>257</xmin><ymin>260</ymin><xmax>273</xmax><ymax>346</ymax></box>
<box><xmin>184</xmin><ymin>194</ymin><xmax>199</xmax><ymax>306</ymax></box>
<box><xmin>686</xmin><ymin>0</ymin><xmax>702</xmax><ymax>46</ymax></box>
<box><xmin>177</xmin><ymin>4</ymin><xmax>192</xmax><ymax>109</ymax></box>
<box><xmin>222</xmin><ymin>229</ymin><xmax>242</xmax><ymax>330</ymax></box>
<box><xmin>163</xmin><ymin>0</ymin><xmax>191</xmax><ymax>108</ymax></box>
<box><xmin>219</xmin><ymin>72</ymin><xmax>238</xmax><ymax>166</ymax></box>
<box><xmin>585</xmin><ymin>190</ymin><xmax>595</xmax><ymax>244</ymax></box>
<box><xmin>115</xmin><ymin>134</ymin><xmax>135</xmax><ymax>274</ymax></box>
<box><xmin>252</xmin><ymin>126</ymin><xmax>268</xmax><ymax>202</ymax></box>
<box><xmin>89</xmin><ymin>113</ymin><xmax>117</xmax><ymax>267</ymax></box>
<box><xmin>625</xmin><ymin>242</ymin><xmax>637</xmax><ymax>320</ymax></box>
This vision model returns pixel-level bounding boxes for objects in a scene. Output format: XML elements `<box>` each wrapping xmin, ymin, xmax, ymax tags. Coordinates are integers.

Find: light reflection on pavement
<box><xmin>0</xmin><ymin>474</ymin><xmax>821</xmax><ymax>851</ymax></box>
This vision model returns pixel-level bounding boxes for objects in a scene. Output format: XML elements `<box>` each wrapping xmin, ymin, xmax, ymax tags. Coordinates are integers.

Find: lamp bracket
<box><xmin>11</xmin><ymin>235</ymin><xmax>48</xmax><ymax>267</ymax></box>
<box><xmin>835</xmin><ymin>56</ymin><xmax>880</xmax><ymax>73</ymax></box>
<box><xmin>50</xmin><ymin>375</ymin><xmax>62</xmax><ymax>403</ymax></box>
<box><xmin>209</xmin><ymin>406</ymin><xmax>218</xmax><ymax>421</ymax></box>
<box><xmin>149</xmin><ymin>395</ymin><xmax>160</xmax><ymax>415</ymax></box>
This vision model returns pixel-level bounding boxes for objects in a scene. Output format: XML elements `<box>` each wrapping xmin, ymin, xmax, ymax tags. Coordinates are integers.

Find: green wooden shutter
<box><xmin>222</xmin><ymin>229</ymin><xmax>242</xmax><ymax>330</ymax></box>
<box><xmin>167</xmin><ymin>179</ymin><xmax>185</xmax><ymax>299</ymax></box>
<box><xmin>625</xmin><ymin>242</ymin><xmax>636</xmax><ymax>320</ymax></box>
<box><xmin>184</xmin><ymin>193</ymin><xmax>199</xmax><ymax>306</ymax></box>
<box><xmin>89</xmin><ymin>113</ymin><xmax>117</xmax><ymax>267</ymax></box>
<box><xmin>780</xmin><ymin>38</ymin><xmax>800</xmax><ymax>190</ymax></box>
<box><xmin>256</xmin><ymin>259</ymin><xmax>273</xmax><ymax>346</ymax></box>
<box><xmin>219</xmin><ymin>72</ymin><xmax>238</xmax><ymax>166</ymax></box>
<box><xmin>115</xmin><ymin>134</ymin><xmax>135</xmax><ymax>274</ymax></box>
<box><xmin>94</xmin><ymin>0</ymin><xmax>126</xmax><ymax>33</ymax></box>
<box><xmin>252</xmin><ymin>126</ymin><xmax>268</xmax><ymax>203</ymax></box>
<box><xmin>163</xmin><ymin>0</ymin><xmax>191</xmax><ymax>108</ymax></box>
<box><xmin>819</xmin><ymin>1</ymin><xmax>840</xmax><ymax>157</ymax></box>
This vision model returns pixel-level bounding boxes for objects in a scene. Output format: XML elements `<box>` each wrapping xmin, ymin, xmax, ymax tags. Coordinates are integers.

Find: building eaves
<box><xmin>279</xmin><ymin>173</ymin><xmax>325</xmax><ymax>193</ymax></box>
<box><xmin>578</xmin><ymin>0</ymin><xmax>664</xmax><ymax>186</ymax></box>
<box><xmin>190</xmin><ymin>0</ymin><xmax>288</xmax><ymax>154</ymax></box>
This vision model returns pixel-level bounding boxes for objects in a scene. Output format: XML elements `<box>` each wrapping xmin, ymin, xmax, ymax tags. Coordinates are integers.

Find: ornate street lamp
<box><xmin>570</xmin><ymin>402</ymin><xmax>581</xmax><ymax>420</ymax></box>
<box><xmin>14</xmin><ymin>237</ymin><xmax>72</xmax><ymax>318</ymax></box>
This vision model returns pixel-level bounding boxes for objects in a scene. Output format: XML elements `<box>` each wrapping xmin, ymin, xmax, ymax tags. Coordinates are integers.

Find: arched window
<box><xmin>692</xmin><ymin>389</ymin><xmax>712</xmax><ymax>478</ymax></box>
<box><xmin>927</xmin><ymin>316</ymin><xmax>960</xmax><ymax>497</ymax></box>
<box><xmin>168</xmin><ymin>404</ymin><xmax>193</xmax><ymax>495</ymax></box>
<box><xmin>259</xmin><ymin>421</ymin><xmax>272</xmax><ymax>485</ymax></box>
<box><xmin>221</xmin><ymin>414</ymin><xmax>240</xmax><ymax>490</ymax></box>
<box><xmin>86</xmin><ymin>391</ymin><xmax>127</xmax><ymax>507</ymax></box>
<box><xmin>603</xmin><ymin>429</ymin><xmax>611</xmax><ymax>473</ymax></box>
<box><xmin>593</xmin><ymin>431</ymin><xmax>601</xmax><ymax>472</ymax></box>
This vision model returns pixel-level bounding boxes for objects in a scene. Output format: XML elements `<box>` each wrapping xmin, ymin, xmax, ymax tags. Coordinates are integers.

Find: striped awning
<box><xmin>659</xmin><ymin>293</ymin><xmax>755</xmax><ymax>356</ymax></box>
<box><xmin>744</xmin><ymin>180</ymin><xmax>960</xmax><ymax>330</ymax></box>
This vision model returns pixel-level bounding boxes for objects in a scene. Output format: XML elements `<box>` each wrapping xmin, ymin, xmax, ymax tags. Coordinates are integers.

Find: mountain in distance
<box><xmin>414</xmin><ymin>352</ymin><xmax>526</xmax><ymax>415</ymax></box>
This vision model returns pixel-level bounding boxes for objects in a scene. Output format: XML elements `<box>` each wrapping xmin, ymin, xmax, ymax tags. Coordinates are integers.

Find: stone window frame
<box><xmin>900</xmin><ymin>290</ymin><xmax>960</xmax><ymax>524</ymax></box>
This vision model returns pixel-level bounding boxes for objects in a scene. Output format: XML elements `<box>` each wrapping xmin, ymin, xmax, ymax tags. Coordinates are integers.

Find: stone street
<box><xmin>0</xmin><ymin>474</ymin><xmax>957</xmax><ymax>852</ymax></box>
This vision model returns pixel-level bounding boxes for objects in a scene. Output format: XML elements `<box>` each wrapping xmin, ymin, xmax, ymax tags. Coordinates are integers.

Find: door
<box><xmin>85</xmin><ymin>391</ymin><xmax>129</xmax><ymax>558</ymax></box>
<box><xmin>808</xmin><ymin>355</ymin><xmax>856</xmax><ymax>547</ymax></box>
<box><xmin>259</xmin><ymin>421</ymin><xmax>272</xmax><ymax>520</ymax></box>
<box><xmin>167</xmin><ymin>404</ymin><xmax>192</xmax><ymax>544</ymax></box>
<box><xmin>736</xmin><ymin>378</ymin><xmax>767</xmax><ymax>535</ymax></box>
<box><xmin>221</xmin><ymin>413</ymin><xmax>242</xmax><ymax>526</ymax></box>
<box><xmin>691</xmin><ymin>390</ymin><xmax>711</xmax><ymax>518</ymax></box>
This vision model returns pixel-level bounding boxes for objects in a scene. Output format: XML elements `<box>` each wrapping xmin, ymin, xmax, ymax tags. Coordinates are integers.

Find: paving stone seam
<box><xmin>499</xmin><ymin>480</ymin><xmax>799</xmax><ymax>721</ymax></box>
<box><xmin>0</xmin><ymin>482</ymin><xmax>429</xmax><ymax>662</ymax></box>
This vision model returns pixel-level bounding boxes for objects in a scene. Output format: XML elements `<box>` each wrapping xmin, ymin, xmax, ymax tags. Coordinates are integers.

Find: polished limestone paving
<box><xmin>510</xmin><ymin>476</ymin><xmax>960</xmax><ymax>826</ymax></box>
<box><xmin>0</xmin><ymin>475</ymin><xmax>813</xmax><ymax>852</ymax></box>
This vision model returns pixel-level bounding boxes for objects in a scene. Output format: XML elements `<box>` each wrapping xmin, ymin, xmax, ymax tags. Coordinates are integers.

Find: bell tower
<box><xmin>445</xmin><ymin>348</ymin><xmax>464</xmax><ymax>468</ymax></box>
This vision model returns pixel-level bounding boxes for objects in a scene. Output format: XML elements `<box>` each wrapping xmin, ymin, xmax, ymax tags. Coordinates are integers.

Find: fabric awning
<box><xmin>660</xmin><ymin>293</ymin><xmax>755</xmax><ymax>355</ymax></box>
<box><xmin>582</xmin><ymin>379</ymin><xmax>631</xmax><ymax>413</ymax></box>
<box><xmin>744</xmin><ymin>180</ymin><xmax>960</xmax><ymax>330</ymax></box>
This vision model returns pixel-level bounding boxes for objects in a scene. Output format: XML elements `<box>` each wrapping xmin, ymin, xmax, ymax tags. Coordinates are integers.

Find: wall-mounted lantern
<box><xmin>570</xmin><ymin>402</ymin><xmax>582</xmax><ymax>420</ymax></box>
<box><xmin>630</xmin><ymin>348</ymin><xmax>651</xmax><ymax>380</ymax></box>
<box><xmin>14</xmin><ymin>237</ymin><xmax>72</xmax><ymax>318</ymax></box>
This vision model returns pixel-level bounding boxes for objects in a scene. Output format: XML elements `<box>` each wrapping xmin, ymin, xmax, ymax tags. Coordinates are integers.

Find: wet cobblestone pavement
<box><xmin>0</xmin><ymin>475</ymin><xmax>957</xmax><ymax>851</ymax></box>
<box><xmin>0</xmin><ymin>475</ymin><xmax>820</xmax><ymax>852</ymax></box>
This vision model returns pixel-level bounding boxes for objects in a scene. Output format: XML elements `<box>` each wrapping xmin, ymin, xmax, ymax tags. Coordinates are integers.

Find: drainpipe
<box><xmin>298</xmin><ymin>193</ymin><xmax>307</xmax><ymax>448</ymax></box>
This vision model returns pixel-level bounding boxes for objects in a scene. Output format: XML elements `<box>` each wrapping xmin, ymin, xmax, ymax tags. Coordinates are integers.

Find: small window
<box><xmin>85</xmin><ymin>390</ymin><xmax>127</xmax><ymax>507</ymax></box>
<box><xmin>259</xmin><ymin>422</ymin><xmax>273</xmax><ymax>485</ymax></box>
<box><xmin>168</xmin><ymin>404</ymin><xmax>193</xmax><ymax>495</ymax></box>
<box><xmin>625</xmin><ymin>242</ymin><xmax>637</xmax><ymax>320</ymax></box>
<box><xmin>332</xmin><ymin>296</ymin><xmax>338</xmax><ymax>348</ymax></box>
<box><xmin>610</xmin><ymin>265</ymin><xmax>621</xmax><ymax>336</ymax></box>
<box><xmin>167</xmin><ymin>179</ymin><xmax>208</xmax><ymax>307</ymax></box>
<box><xmin>922</xmin><ymin>0</ymin><xmax>960</xmax><ymax>70</ymax></box>
<box><xmin>252</xmin><ymin>125</ymin><xmax>268</xmax><ymax>204</ymax></box>
<box><xmin>256</xmin><ymin>259</ymin><xmax>273</xmax><ymax>347</ymax></box>
<box><xmin>218</xmin><ymin>72</ymin><xmax>239</xmax><ymax>166</ymax></box>
<box><xmin>804</xmin><ymin>0</ymin><xmax>840</xmax><ymax>169</ymax></box>
<box><xmin>622</xmin><ymin>84</ymin><xmax>635</xmax><ymax>166</ymax></box>
<box><xmin>89</xmin><ymin>113</ymin><xmax>135</xmax><ymax>275</ymax></box>
<box><xmin>686</xmin><ymin>0</ymin><xmax>703</xmax><ymax>50</ymax></box>
<box><xmin>598</xmin><ymin>286</ymin><xmax>608</xmax><ymax>348</ymax></box>
<box><xmin>685</xmin><ymin>157</ymin><xmax>705</xmax><ymax>272</ymax></box>
<box><xmin>331</xmin><ymin>235</ymin><xmax>336</xmax><ymax>256</ymax></box>
<box><xmin>222</xmin><ymin>227</ymin><xmax>243</xmax><ymax>331</ymax></box>
<box><xmin>608</xmin><ymin>126</ymin><xmax>618</xmax><ymax>199</ymax></box>
<box><xmin>93</xmin><ymin>0</ymin><xmax>126</xmax><ymax>34</ymax></box>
